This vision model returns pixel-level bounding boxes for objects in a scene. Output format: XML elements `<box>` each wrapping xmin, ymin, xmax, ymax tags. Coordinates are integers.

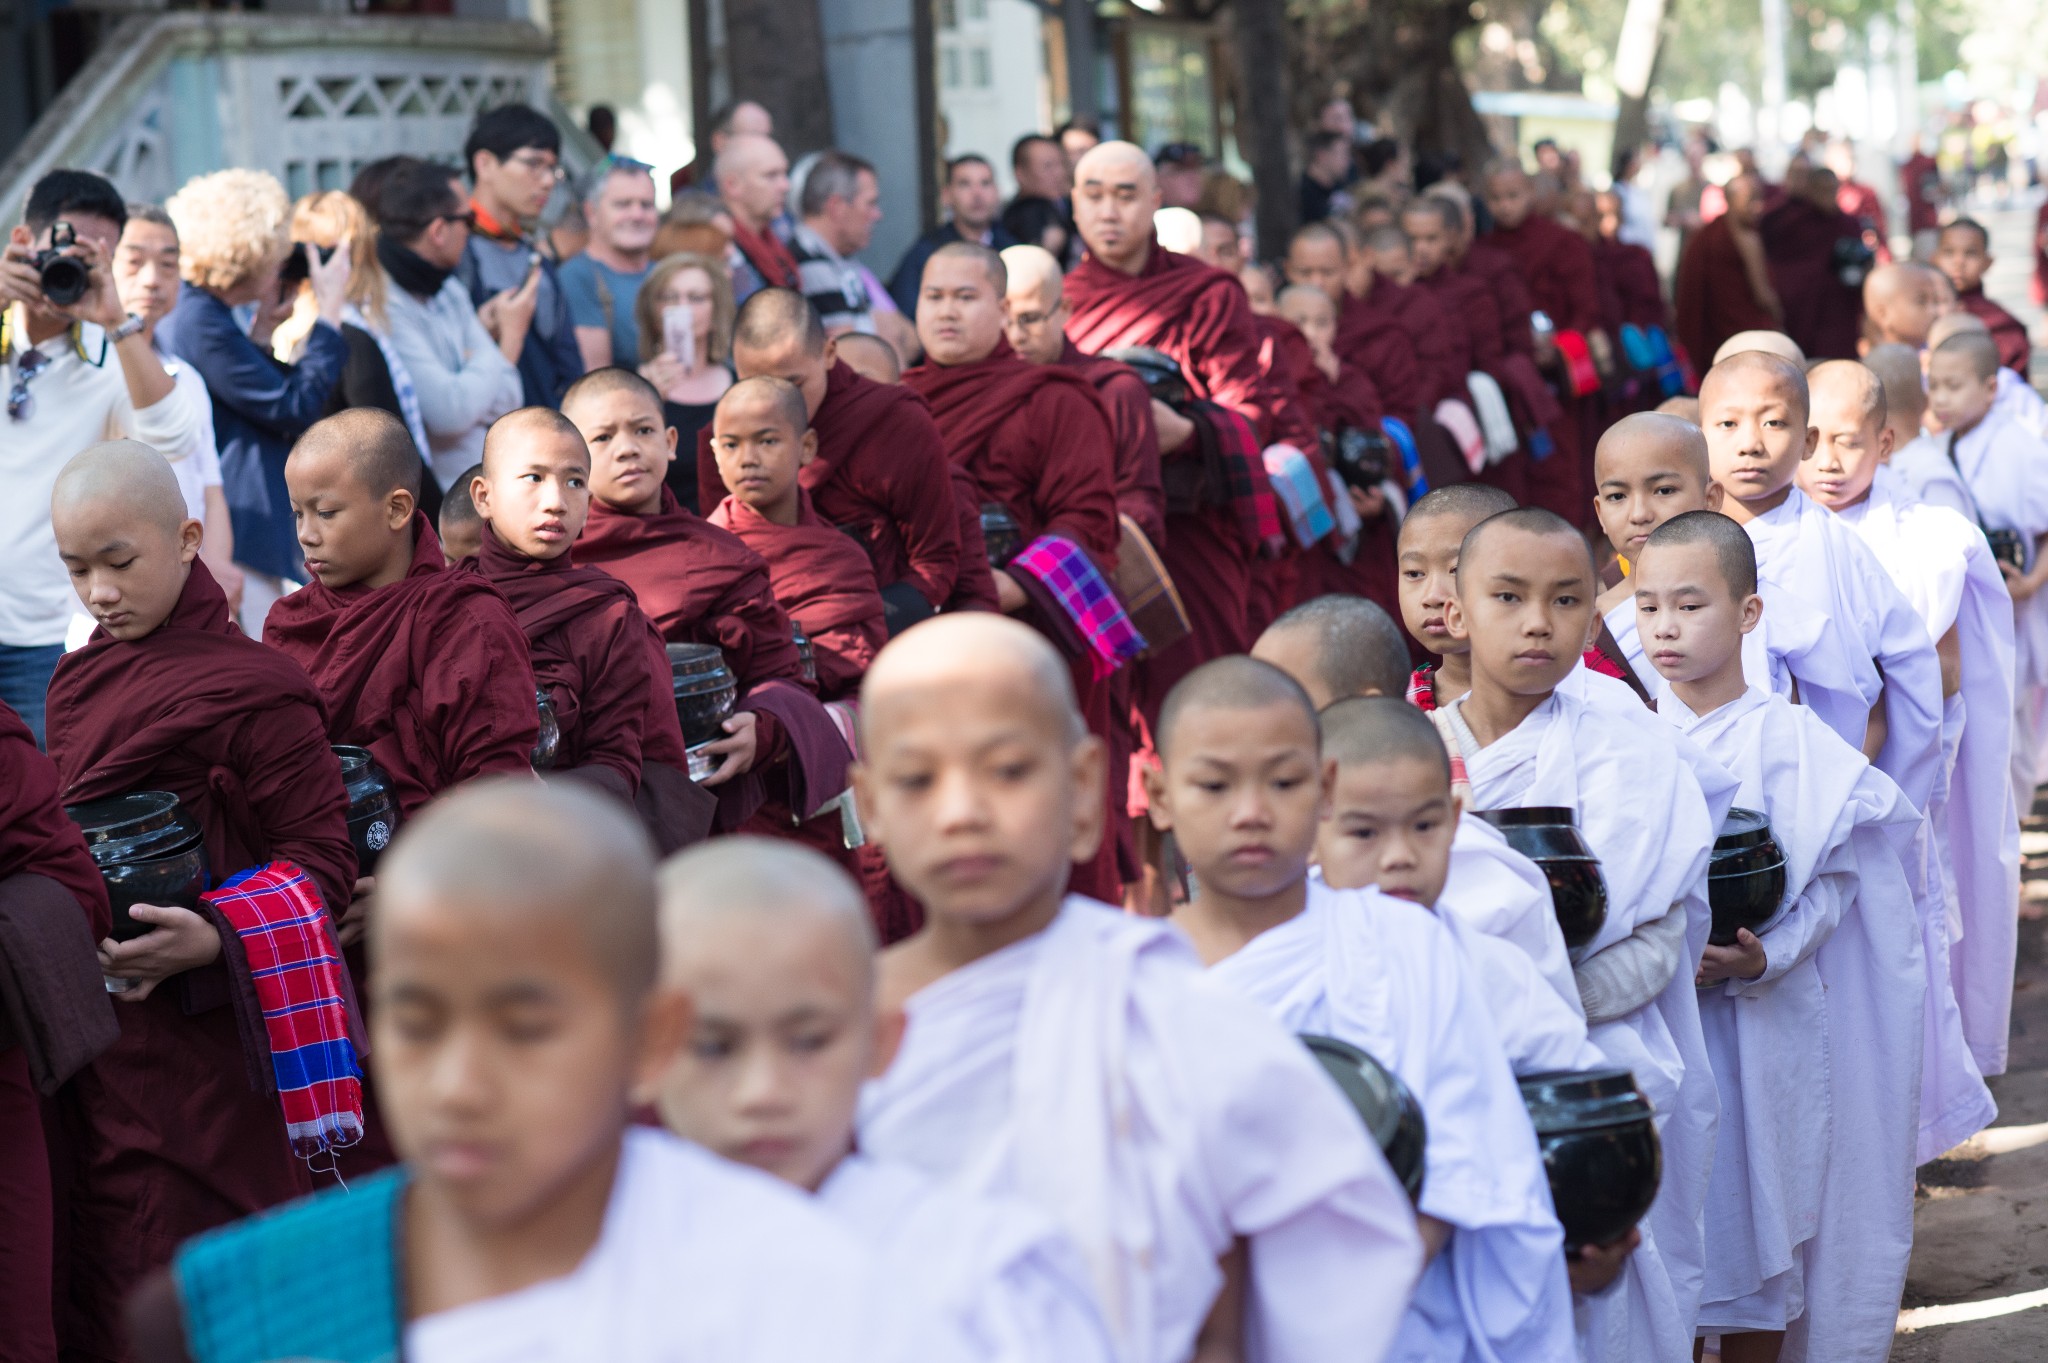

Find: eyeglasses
<box><xmin>7</xmin><ymin>348</ymin><xmax>50</xmax><ymax>421</ymax></box>
<box><xmin>506</xmin><ymin>151</ymin><xmax>566</xmax><ymax>181</ymax></box>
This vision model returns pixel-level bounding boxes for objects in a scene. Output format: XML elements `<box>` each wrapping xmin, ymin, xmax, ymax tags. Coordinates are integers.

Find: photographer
<box><xmin>157</xmin><ymin>168</ymin><xmax>350</xmax><ymax>637</ymax></box>
<box><xmin>0</xmin><ymin>169</ymin><xmax>199</xmax><ymax>744</ymax></box>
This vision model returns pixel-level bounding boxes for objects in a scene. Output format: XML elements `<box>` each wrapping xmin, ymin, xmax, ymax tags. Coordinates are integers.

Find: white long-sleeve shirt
<box><xmin>381</xmin><ymin>273</ymin><xmax>523</xmax><ymax>491</ymax></box>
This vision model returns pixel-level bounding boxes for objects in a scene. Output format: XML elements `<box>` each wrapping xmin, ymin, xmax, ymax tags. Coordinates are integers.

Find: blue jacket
<box><xmin>156</xmin><ymin>289</ymin><xmax>347</xmax><ymax>582</ymax></box>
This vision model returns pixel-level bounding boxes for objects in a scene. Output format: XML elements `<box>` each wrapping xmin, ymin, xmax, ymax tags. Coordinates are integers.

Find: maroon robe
<box><xmin>1958</xmin><ymin>287</ymin><xmax>2031</xmax><ymax>376</ymax></box>
<box><xmin>1486</xmin><ymin>214</ymin><xmax>1608</xmax><ymax>521</ymax></box>
<box><xmin>1762</xmin><ymin>196</ymin><xmax>1864</xmax><ymax>360</ymax></box>
<box><xmin>1674</xmin><ymin>216</ymin><xmax>1780</xmax><ymax>381</ymax></box>
<box><xmin>0</xmin><ymin>701</ymin><xmax>111</xmax><ymax>1363</ymax></box>
<box><xmin>1352</xmin><ymin>283</ymin><xmax>1458</xmax><ymax>410</ymax></box>
<box><xmin>262</xmin><ymin>517</ymin><xmax>539</xmax><ymax>819</ymax></box>
<box><xmin>1059</xmin><ymin>340</ymin><xmax>1168</xmax><ymax>547</ymax></box>
<box><xmin>1592</xmin><ymin>237</ymin><xmax>1670</xmax><ymax>333</ymax></box>
<box><xmin>698</xmin><ymin>360</ymin><xmax>965</xmax><ymax>616</ymax></box>
<box><xmin>905</xmin><ymin>341</ymin><xmax>1126</xmax><ymax>901</ymax></box>
<box><xmin>707</xmin><ymin>492</ymin><xmax>888</xmax><ymax>703</ymax></box>
<box><xmin>44</xmin><ymin>560</ymin><xmax>355</xmax><ymax>1362</ymax></box>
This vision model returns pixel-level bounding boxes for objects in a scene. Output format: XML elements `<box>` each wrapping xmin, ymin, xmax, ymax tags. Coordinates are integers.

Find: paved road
<box><xmin>1892</xmin><ymin>195</ymin><xmax>2048</xmax><ymax>1360</ymax></box>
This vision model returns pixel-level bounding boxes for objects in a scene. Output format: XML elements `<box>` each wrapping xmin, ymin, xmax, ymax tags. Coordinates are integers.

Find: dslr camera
<box><xmin>1328</xmin><ymin>425</ymin><xmax>1392</xmax><ymax>491</ymax></box>
<box><xmin>32</xmin><ymin>221</ymin><xmax>91</xmax><ymax>307</ymax></box>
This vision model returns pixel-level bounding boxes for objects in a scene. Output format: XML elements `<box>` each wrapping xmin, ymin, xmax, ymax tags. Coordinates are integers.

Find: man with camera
<box><xmin>0</xmin><ymin>169</ymin><xmax>198</xmax><ymax>745</ymax></box>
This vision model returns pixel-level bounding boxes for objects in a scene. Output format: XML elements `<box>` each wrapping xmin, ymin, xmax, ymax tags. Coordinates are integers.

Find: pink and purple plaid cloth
<box><xmin>202</xmin><ymin>863</ymin><xmax>363</xmax><ymax>1159</ymax></box>
<box><xmin>1009</xmin><ymin>534</ymin><xmax>1148</xmax><ymax>681</ymax></box>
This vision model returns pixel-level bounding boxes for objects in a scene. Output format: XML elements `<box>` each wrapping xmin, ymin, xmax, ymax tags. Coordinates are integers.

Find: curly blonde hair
<box><xmin>166</xmin><ymin>169</ymin><xmax>292</xmax><ymax>296</ymax></box>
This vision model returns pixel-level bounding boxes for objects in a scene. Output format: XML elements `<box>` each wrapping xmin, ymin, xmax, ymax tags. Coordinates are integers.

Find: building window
<box><xmin>969</xmin><ymin>46</ymin><xmax>991</xmax><ymax>87</ymax></box>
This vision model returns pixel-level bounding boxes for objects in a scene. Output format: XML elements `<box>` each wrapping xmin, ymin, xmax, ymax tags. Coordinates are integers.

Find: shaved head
<box><xmin>374</xmin><ymin>777</ymin><xmax>661</xmax><ymax>1002</ymax></box>
<box><xmin>1808</xmin><ymin>359</ymin><xmax>1886</xmax><ymax>428</ymax></box>
<box><xmin>1402</xmin><ymin>195</ymin><xmax>1463</xmax><ymax>234</ymax></box>
<box><xmin>733</xmin><ymin>287</ymin><xmax>828</xmax><ymax>358</ymax></box>
<box><xmin>1928</xmin><ymin>310</ymin><xmax>1990</xmax><ymax>351</ymax></box>
<box><xmin>1700</xmin><ymin>349</ymin><xmax>1810</xmax><ymax>422</ymax></box>
<box><xmin>440</xmin><ymin>463</ymin><xmax>483</xmax><ymax>529</ymax></box>
<box><xmin>53</xmin><ymin>439</ymin><xmax>190</xmax><ymax>537</ymax></box>
<box><xmin>657</xmin><ymin>836</ymin><xmax>874</xmax><ymax>998</ymax></box>
<box><xmin>1254</xmin><ymin>595</ymin><xmax>1411</xmax><ymax>708</ymax></box>
<box><xmin>1461</xmin><ymin>506</ymin><xmax>1595</xmax><ymax>579</ymax></box>
<box><xmin>1862</xmin><ymin>261</ymin><xmax>1927</xmax><ymax>311</ymax></box>
<box><xmin>1640</xmin><ymin>509</ymin><xmax>1757</xmax><ymax>598</ymax></box>
<box><xmin>1655</xmin><ymin>395</ymin><xmax>1701</xmax><ymax>424</ymax></box>
<box><xmin>831</xmin><ymin>331</ymin><xmax>900</xmax><ymax>384</ymax></box>
<box><xmin>1320</xmin><ymin>695</ymin><xmax>1451</xmax><ymax>784</ymax></box>
<box><xmin>290</xmin><ymin>407</ymin><xmax>423</xmax><ymax>500</ymax></box>
<box><xmin>1073</xmin><ymin>139</ymin><xmax>1155</xmax><ymax>190</ymax></box>
<box><xmin>1001</xmin><ymin>243</ymin><xmax>1064</xmax><ymax>307</ymax></box>
<box><xmin>562</xmin><ymin>365</ymin><xmax>664</xmax><ymax>420</ymax></box>
<box><xmin>1712</xmin><ymin>330</ymin><xmax>1806</xmax><ymax>367</ymax></box>
<box><xmin>717</xmin><ymin>374</ymin><xmax>809</xmax><ymax>434</ymax></box>
<box><xmin>1597</xmin><ymin>411</ymin><xmax>1711</xmax><ymax>483</ymax></box>
<box><xmin>1862</xmin><ymin>343</ymin><xmax>1926</xmax><ymax>423</ymax></box>
<box><xmin>1157</xmin><ymin>655</ymin><xmax>1319</xmax><ymax>761</ymax></box>
<box><xmin>927</xmin><ymin>239</ymin><xmax>1006</xmax><ymax>292</ymax></box>
<box><xmin>481</xmin><ymin>406</ymin><xmax>589</xmax><ymax>476</ymax></box>
<box><xmin>1934</xmin><ymin>327</ymin><xmax>2001</xmax><ymax>381</ymax></box>
<box><xmin>1407</xmin><ymin>482</ymin><xmax>1516</xmax><ymax>529</ymax></box>
<box><xmin>861</xmin><ymin>613</ymin><xmax>1082</xmax><ymax>747</ymax></box>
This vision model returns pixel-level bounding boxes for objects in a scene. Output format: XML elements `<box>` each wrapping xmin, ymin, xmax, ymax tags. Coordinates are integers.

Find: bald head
<box><xmin>926</xmin><ymin>239</ymin><xmax>1006</xmax><ymax>293</ymax></box>
<box><xmin>717</xmin><ymin>374</ymin><xmax>809</xmax><ymax>435</ymax></box>
<box><xmin>1001</xmin><ymin>243</ymin><xmax>1064</xmax><ymax>309</ymax></box>
<box><xmin>1640</xmin><ymin>509</ymin><xmax>1757</xmax><ymax>598</ymax></box>
<box><xmin>1402</xmin><ymin>194</ymin><xmax>1463</xmax><ymax>234</ymax></box>
<box><xmin>1808</xmin><ymin>359</ymin><xmax>1886</xmax><ymax>428</ymax></box>
<box><xmin>1934</xmin><ymin>328</ymin><xmax>2002</xmax><ymax>382</ymax></box>
<box><xmin>480</xmin><ymin>405</ymin><xmax>589</xmax><ymax>476</ymax></box>
<box><xmin>1862</xmin><ymin>343</ymin><xmax>1926</xmax><ymax>425</ymax></box>
<box><xmin>1700</xmin><ymin>348</ymin><xmax>1810</xmax><ymax>421</ymax></box>
<box><xmin>733</xmin><ymin>287</ymin><xmax>827</xmax><ymax>358</ymax></box>
<box><xmin>656</xmin><ymin>836</ymin><xmax>874</xmax><ymax>997</ymax></box>
<box><xmin>1713</xmin><ymin>330</ymin><xmax>1806</xmax><ymax>367</ymax></box>
<box><xmin>1320</xmin><ymin>695</ymin><xmax>1451</xmax><ymax>784</ymax></box>
<box><xmin>291</xmin><ymin>407</ymin><xmax>423</xmax><ymax>501</ymax></box>
<box><xmin>374</xmin><ymin>777</ymin><xmax>661</xmax><ymax>1002</ymax></box>
<box><xmin>1928</xmin><ymin>310</ymin><xmax>1992</xmax><ymax>354</ymax></box>
<box><xmin>1655</xmin><ymin>395</ymin><xmax>1701</xmax><ymax>424</ymax></box>
<box><xmin>861</xmin><ymin>613</ymin><xmax>1083</xmax><ymax>748</ymax></box>
<box><xmin>1157</xmin><ymin>655</ymin><xmax>1319</xmax><ymax>761</ymax></box>
<box><xmin>831</xmin><ymin>331</ymin><xmax>901</xmax><ymax>384</ymax></box>
<box><xmin>1073</xmin><ymin>139</ymin><xmax>1154</xmax><ymax>191</ymax></box>
<box><xmin>1862</xmin><ymin>261</ymin><xmax>1925</xmax><ymax>312</ymax></box>
<box><xmin>1461</xmin><ymin>506</ymin><xmax>1595</xmax><ymax>579</ymax></box>
<box><xmin>52</xmin><ymin>440</ymin><xmax>190</xmax><ymax>537</ymax></box>
<box><xmin>1254</xmin><ymin>595</ymin><xmax>1411</xmax><ymax>709</ymax></box>
<box><xmin>1407</xmin><ymin>482</ymin><xmax>1516</xmax><ymax>531</ymax></box>
<box><xmin>1596</xmin><ymin>411</ymin><xmax>1711</xmax><ymax>483</ymax></box>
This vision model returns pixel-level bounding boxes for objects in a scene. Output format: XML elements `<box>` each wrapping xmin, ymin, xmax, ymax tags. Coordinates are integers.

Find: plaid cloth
<box><xmin>1009</xmin><ymin>534</ymin><xmax>1147</xmax><ymax>681</ymax></box>
<box><xmin>1262</xmin><ymin>442</ymin><xmax>1336</xmax><ymax>548</ymax></box>
<box><xmin>1193</xmin><ymin>399</ymin><xmax>1286</xmax><ymax>558</ymax></box>
<box><xmin>1404</xmin><ymin>665</ymin><xmax>1470</xmax><ymax>792</ymax></box>
<box><xmin>202</xmin><ymin>863</ymin><xmax>363</xmax><ymax>1159</ymax></box>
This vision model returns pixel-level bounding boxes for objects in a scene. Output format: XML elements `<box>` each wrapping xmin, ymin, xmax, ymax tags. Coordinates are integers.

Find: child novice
<box><xmin>45</xmin><ymin>442</ymin><xmax>358</xmax><ymax>1359</ymax></box>
<box><xmin>1861</xmin><ymin>343</ymin><xmax>1980</xmax><ymax>521</ymax></box>
<box><xmin>853</xmin><ymin>613</ymin><xmax>1423</xmax><ymax>1363</ymax></box>
<box><xmin>1435</xmin><ymin>506</ymin><xmax>1719</xmax><ymax>1363</ymax></box>
<box><xmin>1801</xmin><ymin>358</ymin><xmax>2021</xmax><ymax>1082</ymax></box>
<box><xmin>131</xmin><ymin>780</ymin><xmax>895</xmax><ymax>1362</ymax></box>
<box><xmin>654</xmin><ymin>837</ymin><xmax>1115</xmax><ymax>1361</ymax></box>
<box><xmin>1150</xmin><ymin>658</ymin><xmax>1574</xmax><ymax>1359</ymax></box>
<box><xmin>1633</xmin><ymin>513</ymin><xmax>1933</xmax><ymax>1363</ymax></box>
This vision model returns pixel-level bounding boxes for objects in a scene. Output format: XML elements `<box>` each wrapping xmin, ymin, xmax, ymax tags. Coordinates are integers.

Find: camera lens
<box><xmin>39</xmin><ymin>254</ymin><xmax>89</xmax><ymax>307</ymax></box>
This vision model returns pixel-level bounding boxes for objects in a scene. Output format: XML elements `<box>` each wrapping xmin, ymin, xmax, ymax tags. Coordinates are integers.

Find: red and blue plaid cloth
<box><xmin>202</xmin><ymin>863</ymin><xmax>363</xmax><ymax>1160</ymax></box>
<box><xmin>1010</xmin><ymin>534</ymin><xmax>1148</xmax><ymax>681</ymax></box>
<box><xmin>1192</xmin><ymin>400</ymin><xmax>1286</xmax><ymax>558</ymax></box>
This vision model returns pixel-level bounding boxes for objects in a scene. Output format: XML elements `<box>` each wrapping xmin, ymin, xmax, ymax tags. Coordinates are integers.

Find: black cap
<box><xmin>1154</xmin><ymin>142</ymin><xmax>1207</xmax><ymax>169</ymax></box>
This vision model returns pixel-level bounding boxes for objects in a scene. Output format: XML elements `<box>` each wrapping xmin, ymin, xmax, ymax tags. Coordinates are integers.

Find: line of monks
<box><xmin>0</xmin><ymin>137</ymin><xmax>2029</xmax><ymax>1363</ymax></box>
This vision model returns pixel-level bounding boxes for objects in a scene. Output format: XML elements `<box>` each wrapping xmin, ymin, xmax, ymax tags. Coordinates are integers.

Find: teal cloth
<box><xmin>174</xmin><ymin>1167</ymin><xmax>407</xmax><ymax>1363</ymax></box>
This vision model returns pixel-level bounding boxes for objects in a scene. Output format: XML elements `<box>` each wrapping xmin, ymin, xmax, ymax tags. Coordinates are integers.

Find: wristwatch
<box><xmin>108</xmin><ymin>312</ymin><xmax>147</xmax><ymax>343</ymax></box>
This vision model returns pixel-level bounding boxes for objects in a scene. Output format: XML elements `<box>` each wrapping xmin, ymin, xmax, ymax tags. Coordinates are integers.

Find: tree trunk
<box><xmin>726</xmin><ymin>0</ymin><xmax>836</xmax><ymax>157</ymax></box>
<box><xmin>1611</xmin><ymin>0</ymin><xmax>1668</xmax><ymax>176</ymax></box>
<box><xmin>1231</xmin><ymin>0</ymin><xmax>1297</xmax><ymax>261</ymax></box>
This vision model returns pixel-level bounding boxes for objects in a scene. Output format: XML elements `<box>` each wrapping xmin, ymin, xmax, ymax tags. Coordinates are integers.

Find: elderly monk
<box><xmin>1002</xmin><ymin>243</ymin><xmax>1167</xmax><ymax>546</ymax></box>
<box><xmin>1675</xmin><ymin>171</ymin><xmax>1782</xmax><ymax>368</ymax></box>
<box><xmin>0</xmin><ymin>698</ymin><xmax>112</xmax><ymax>1363</ymax></box>
<box><xmin>1862</xmin><ymin>261</ymin><xmax>1943</xmax><ymax>350</ymax></box>
<box><xmin>694</xmin><ymin>288</ymin><xmax>975</xmax><ymax>632</ymax></box>
<box><xmin>904</xmin><ymin>242</ymin><xmax>1128</xmax><ymax>902</ymax></box>
<box><xmin>266</xmin><ymin>409</ymin><xmax>539</xmax><ymax>821</ymax></box>
<box><xmin>44</xmin><ymin>441</ymin><xmax>356</xmax><ymax>1361</ymax></box>
<box><xmin>1063</xmin><ymin>139</ymin><xmax>1308</xmax><ymax>709</ymax></box>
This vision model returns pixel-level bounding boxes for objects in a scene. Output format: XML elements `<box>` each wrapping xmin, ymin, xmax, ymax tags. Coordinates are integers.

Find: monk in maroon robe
<box><xmin>1065</xmin><ymin>141</ymin><xmax>1311</xmax><ymax>714</ymax></box>
<box><xmin>1935</xmin><ymin>218</ymin><xmax>2032</xmax><ymax>376</ymax></box>
<box><xmin>1592</xmin><ymin>191</ymin><xmax>1671</xmax><ymax>331</ymax></box>
<box><xmin>1675</xmin><ymin>171</ymin><xmax>1782</xmax><ymax>378</ymax></box>
<box><xmin>44</xmin><ymin>443</ymin><xmax>355</xmax><ymax>1362</ymax></box>
<box><xmin>698</xmin><ymin>288</ymin><xmax>978</xmax><ymax>629</ymax></box>
<box><xmin>572</xmin><ymin>375</ymin><xmax>852</xmax><ymax>856</ymax></box>
<box><xmin>264</xmin><ymin>410</ymin><xmax>539</xmax><ymax>820</ymax></box>
<box><xmin>1762</xmin><ymin>167</ymin><xmax>1865</xmax><ymax>360</ymax></box>
<box><xmin>0</xmin><ymin>699</ymin><xmax>112</xmax><ymax>1363</ymax></box>
<box><xmin>906</xmin><ymin>241</ymin><xmax>1127</xmax><ymax>902</ymax></box>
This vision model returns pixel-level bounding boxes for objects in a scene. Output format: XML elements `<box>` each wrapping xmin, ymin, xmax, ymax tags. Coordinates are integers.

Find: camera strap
<box><xmin>0</xmin><ymin>310</ymin><xmax>99</xmax><ymax>368</ymax></box>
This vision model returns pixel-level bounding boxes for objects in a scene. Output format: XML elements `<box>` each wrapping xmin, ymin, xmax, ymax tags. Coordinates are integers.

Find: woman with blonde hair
<box><xmin>274</xmin><ymin>189</ymin><xmax>435</xmax><ymax>512</ymax></box>
<box><xmin>157</xmin><ymin>167</ymin><xmax>353</xmax><ymax>636</ymax></box>
<box><xmin>633</xmin><ymin>251</ymin><xmax>734</xmax><ymax>506</ymax></box>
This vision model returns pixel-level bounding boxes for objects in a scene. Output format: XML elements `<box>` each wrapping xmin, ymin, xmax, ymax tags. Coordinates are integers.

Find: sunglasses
<box><xmin>7</xmin><ymin>348</ymin><xmax>50</xmax><ymax>421</ymax></box>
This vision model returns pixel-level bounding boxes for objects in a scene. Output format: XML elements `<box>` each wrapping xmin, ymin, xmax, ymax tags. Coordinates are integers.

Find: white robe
<box><xmin>1663</xmin><ymin>688</ymin><xmax>1928</xmax><ymax>1349</ymax></box>
<box><xmin>1605</xmin><ymin>574</ymin><xmax>1836</xmax><ymax>720</ymax></box>
<box><xmin>1890</xmin><ymin>433</ymin><xmax>1983</xmax><ymax>523</ymax></box>
<box><xmin>818</xmin><ymin>1154</ymin><xmax>1115</xmax><ymax>1363</ymax></box>
<box><xmin>405</xmin><ymin>1127</ymin><xmax>895</xmax><ymax>1363</ymax></box>
<box><xmin>858</xmin><ymin>898</ymin><xmax>1424</xmax><ymax>1363</ymax></box>
<box><xmin>1446</xmin><ymin>690</ymin><xmax>1718</xmax><ymax>1363</ymax></box>
<box><xmin>1995</xmin><ymin>365</ymin><xmax>2048</xmax><ymax>440</ymax></box>
<box><xmin>1211</xmin><ymin>882</ymin><xmax>1577</xmax><ymax>1363</ymax></box>
<box><xmin>1742</xmin><ymin>487</ymin><xmax>1945</xmax><ymax>814</ymax></box>
<box><xmin>1441</xmin><ymin>813</ymin><xmax>1579</xmax><ymax>1010</ymax></box>
<box><xmin>1838</xmin><ymin>468</ymin><xmax>2020</xmax><ymax>1080</ymax></box>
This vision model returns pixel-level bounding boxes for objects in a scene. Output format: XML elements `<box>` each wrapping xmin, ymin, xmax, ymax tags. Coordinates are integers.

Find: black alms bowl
<box><xmin>333</xmin><ymin>746</ymin><xmax>401</xmax><ymax>878</ymax></box>
<box><xmin>1302</xmin><ymin>1033</ymin><xmax>1427</xmax><ymax>1203</ymax></box>
<box><xmin>1707</xmin><ymin>807</ymin><xmax>1787</xmax><ymax>947</ymax></box>
<box><xmin>65</xmin><ymin>791</ymin><xmax>210</xmax><ymax>942</ymax></box>
<box><xmin>667</xmin><ymin>643</ymin><xmax>738</xmax><ymax>748</ymax></box>
<box><xmin>1519</xmin><ymin>1067</ymin><xmax>1662</xmax><ymax>1251</ymax></box>
<box><xmin>531</xmin><ymin>688</ymin><xmax>560</xmax><ymax>773</ymax></box>
<box><xmin>1474</xmin><ymin>807</ymin><xmax>1610</xmax><ymax>950</ymax></box>
<box><xmin>980</xmin><ymin>504</ymin><xmax>1022</xmax><ymax>569</ymax></box>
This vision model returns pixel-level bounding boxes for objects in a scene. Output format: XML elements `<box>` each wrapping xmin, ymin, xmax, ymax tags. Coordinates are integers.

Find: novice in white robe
<box><xmin>1889</xmin><ymin>432</ymin><xmax>1982</xmax><ymax>521</ymax></box>
<box><xmin>1212</xmin><ymin>882</ymin><xmax>1578</xmax><ymax>1363</ymax></box>
<box><xmin>406</xmin><ymin>1128</ymin><xmax>890</xmax><ymax>1363</ymax></box>
<box><xmin>859</xmin><ymin>899</ymin><xmax>1425</xmax><ymax>1363</ymax></box>
<box><xmin>1995</xmin><ymin>364</ymin><xmax>2048</xmax><ymax>439</ymax></box>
